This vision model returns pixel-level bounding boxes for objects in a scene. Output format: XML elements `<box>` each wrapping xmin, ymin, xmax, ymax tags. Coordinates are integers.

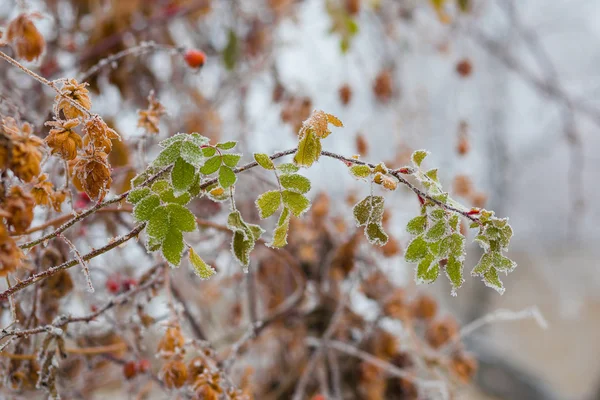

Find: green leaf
<box><xmin>151</xmin><ymin>180</ymin><xmax>170</xmax><ymax>194</ymax></box>
<box><xmin>188</xmin><ymin>174</ymin><xmax>202</xmax><ymax>198</ymax></box>
<box><xmin>216</xmin><ymin>141</ymin><xmax>237</xmax><ymax>150</ymax></box>
<box><xmin>474</xmin><ymin>235</ymin><xmax>490</xmax><ymax>251</ymax></box>
<box><xmin>171</xmin><ymin>158</ymin><xmax>196</xmax><ymax>194</ymax></box>
<box><xmin>127</xmin><ymin>187</ymin><xmax>151</xmax><ymax>205</ymax></box>
<box><xmin>268</xmin><ymin>207</ymin><xmax>291</xmax><ymax>248</ymax></box>
<box><xmin>498</xmin><ymin>224</ymin><xmax>513</xmax><ymax>251</ymax></box>
<box><xmin>218</xmin><ymin>165</ymin><xmax>236</xmax><ymax>189</ymax></box>
<box><xmin>439</xmin><ymin>233</ymin><xmax>465</xmax><ymax>259</ymax></box>
<box><xmin>188</xmin><ymin>133</ymin><xmax>209</xmax><ymax>147</ymax></box>
<box><xmin>353</xmin><ymin>195</ymin><xmax>385</xmax><ymax>227</ymax></box>
<box><xmin>471</xmin><ymin>252</ymin><xmax>493</xmax><ymax>276</ymax></box>
<box><xmin>411</xmin><ymin>150</ymin><xmax>429</xmax><ymax>167</ymax></box>
<box><xmin>416</xmin><ymin>253</ymin><xmax>439</xmax><ymax>284</ymax></box>
<box><xmin>180</xmin><ymin>141</ymin><xmax>204</xmax><ymax>166</ymax></box>
<box><xmin>405</xmin><ymin>235</ymin><xmax>429</xmax><ymax>263</ymax></box>
<box><xmin>160</xmin><ymin>188</ymin><xmax>191</xmax><ymax>205</ymax></box>
<box><xmin>162</xmin><ymin>228</ymin><xmax>184</xmax><ymax>266</ymax></box>
<box><xmin>152</xmin><ymin>141</ymin><xmax>182</xmax><ymax>167</ymax></box>
<box><xmin>445</xmin><ymin>255</ymin><xmax>464</xmax><ymax>295</ymax></box>
<box><xmin>492</xmin><ymin>251</ymin><xmax>517</xmax><ymax>272</ymax></box>
<box><xmin>277</xmin><ymin>163</ymin><xmax>299</xmax><ymax>174</ymax></box>
<box><xmin>202</xmin><ymin>147</ymin><xmax>217</xmax><ymax>157</ymax></box>
<box><xmin>166</xmin><ymin>204</ymin><xmax>196</xmax><ymax>232</ymax></box>
<box><xmin>482</xmin><ymin>267</ymin><xmax>505</xmax><ymax>294</ymax></box>
<box><xmin>159</xmin><ymin>134</ymin><xmax>187</xmax><ymax>148</ymax></box>
<box><xmin>293</xmin><ymin>130</ymin><xmax>321</xmax><ymax>168</ymax></box>
<box><xmin>222</xmin><ymin>154</ymin><xmax>241</xmax><ymax>168</ymax></box>
<box><xmin>430</xmin><ymin>209</ymin><xmax>446</xmax><ymax>220</ymax></box>
<box><xmin>425</xmin><ymin>220</ymin><xmax>447</xmax><ymax>242</ymax></box>
<box><xmin>189</xmin><ymin>248</ymin><xmax>216</xmax><ymax>280</ymax></box>
<box><xmin>256</xmin><ymin>191</ymin><xmax>282</xmax><ymax>219</ymax></box>
<box><xmin>349</xmin><ymin>165</ymin><xmax>371</xmax><ymax>179</ymax></box>
<box><xmin>449</xmin><ymin>214</ymin><xmax>460</xmax><ymax>230</ymax></box>
<box><xmin>280</xmin><ymin>174</ymin><xmax>311</xmax><ymax>194</ymax></box>
<box><xmin>281</xmin><ymin>190</ymin><xmax>310</xmax><ymax>217</ymax></box>
<box><xmin>223</xmin><ymin>29</ymin><xmax>238</xmax><ymax>70</ymax></box>
<box><xmin>147</xmin><ymin>207</ymin><xmax>169</xmax><ymax>242</ymax></box>
<box><xmin>425</xmin><ymin>168</ymin><xmax>439</xmax><ymax>182</ymax></box>
<box><xmin>232</xmin><ymin>231</ymin><xmax>252</xmax><ymax>267</ymax></box>
<box><xmin>253</xmin><ymin>153</ymin><xmax>275</xmax><ymax>170</ymax></box>
<box><xmin>133</xmin><ymin>194</ymin><xmax>160</xmax><ymax>222</ymax></box>
<box><xmin>200</xmin><ymin>156</ymin><xmax>221</xmax><ymax>175</ymax></box>
<box><xmin>365</xmin><ymin>223</ymin><xmax>388</xmax><ymax>246</ymax></box>
<box><xmin>406</xmin><ymin>215</ymin><xmax>427</xmax><ymax>235</ymax></box>
<box><xmin>248</xmin><ymin>224</ymin><xmax>265</xmax><ymax>241</ymax></box>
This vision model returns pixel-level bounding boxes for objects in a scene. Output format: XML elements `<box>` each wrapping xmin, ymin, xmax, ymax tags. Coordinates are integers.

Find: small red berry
<box><xmin>121</xmin><ymin>278</ymin><xmax>137</xmax><ymax>292</ymax></box>
<box><xmin>184</xmin><ymin>49</ymin><xmax>206</xmax><ymax>69</ymax></box>
<box><xmin>123</xmin><ymin>361</ymin><xmax>138</xmax><ymax>380</ymax></box>
<box><xmin>106</xmin><ymin>277</ymin><xmax>121</xmax><ymax>294</ymax></box>
<box><xmin>138</xmin><ymin>359</ymin><xmax>151</xmax><ymax>373</ymax></box>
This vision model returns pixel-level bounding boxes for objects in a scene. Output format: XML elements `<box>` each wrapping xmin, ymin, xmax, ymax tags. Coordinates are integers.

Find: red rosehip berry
<box><xmin>184</xmin><ymin>49</ymin><xmax>206</xmax><ymax>69</ymax></box>
<box><xmin>106</xmin><ymin>277</ymin><xmax>121</xmax><ymax>294</ymax></box>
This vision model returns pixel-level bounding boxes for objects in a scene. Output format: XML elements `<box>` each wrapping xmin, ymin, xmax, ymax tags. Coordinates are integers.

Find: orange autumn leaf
<box><xmin>45</xmin><ymin>118</ymin><xmax>82</xmax><ymax>160</ymax></box>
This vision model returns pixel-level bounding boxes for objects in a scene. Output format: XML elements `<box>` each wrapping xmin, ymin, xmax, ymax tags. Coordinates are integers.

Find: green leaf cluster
<box><xmin>353</xmin><ymin>195</ymin><xmax>388</xmax><ymax>246</ymax></box>
<box><xmin>255</xmin><ymin>163</ymin><xmax>311</xmax><ymax>248</ymax></box>
<box><xmin>404</xmin><ymin>206</ymin><xmax>466</xmax><ymax>295</ymax></box>
<box><xmin>470</xmin><ymin>211</ymin><xmax>515</xmax><ymax>294</ymax></box>
<box><xmin>227</xmin><ymin>210</ymin><xmax>264</xmax><ymax>269</ymax></box>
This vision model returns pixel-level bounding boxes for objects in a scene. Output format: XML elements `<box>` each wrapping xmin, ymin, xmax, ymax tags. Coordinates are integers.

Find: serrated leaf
<box><xmin>256</xmin><ymin>191</ymin><xmax>282</xmax><ymax>219</ymax></box>
<box><xmin>474</xmin><ymin>234</ymin><xmax>490</xmax><ymax>251</ymax></box>
<box><xmin>222</xmin><ymin>154</ymin><xmax>241</xmax><ymax>168</ymax></box>
<box><xmin>188</xmin><ymin>133</ymin><xmax>209</xmax><ymax>147</ymax></box>
<box><xmin>293</xmin><ymin>130</ymin><xmax>321</xmax><ymax>168</ymax></box>
<box><xmin>166</xmin><ymin>204</ymin><xmax>196</xmax><ymax>232</ymax></box>
<box><xmin>492</xmin><ymin>251</ymin><xmax>517</xmax><ymax>272</ymax></box>
<box><xmin>218</xmin><ymin>165</ymin><xmax>236</xmax><ymax>189</ymax></box>
<box><xmin>127</xmin><ymin>187</ymin><xmax>151</xmax><ymax>204</ymax></box>
<box><xmin>162</xmin><ymin>228</ymin><xmax>184</xmax><ymax>266</ymax></box>
<box><xmin>159</xmin><ymin>134</ymin><xmax>187</xmax><ymax>148</ymax></box>
<box><xmin>152</xmin><ymin>141</ymin><xmax>183</xmax><ymax>167</ymax></box>
<box><xmin>439</xmin><ymin>233</ymin><xmax>465</xmax><ymax>258</ymax></box>
<box><xmin>280</xmin><ymin>174</ymin><xmax>311</xmax><ymax>194</ymax></box>
<box><xmin>188</xmin><ymin>174</ymin><xmax>202</xmax><ymax>198</ymax></box>
<box><xmin>133</xmin><ymin>194</ymin><xmax>160</xmax><ymax>221</ymax></box>
<box><xmin>411</xmin><ymin>150</ymin><xmax>429</xmax><ymax>167</ymax></box>
<box><xmin>425</xmin><ymin>168</ymin><xmax>439</xmax><ymax>182</ymax></box>
<box><xmin>147</xmin><ymin>207</ymin><xmax>169</xmax><ymax>242</ymax></box>
<box><xmin>277</xmin><ymin>163</ymin><xmax>299</xmax><ymax>174</ymax></box>
<box><xmin>205</xmin><ymin>184</ymin><xmax>229</xmax><ymax>202</ymax></box>
<box><xmin>202</xmin><ymin>147</ymin><xmax>217</xmax><ymax>157</ymax></box>
<box><xmin>200</xmin><ymin>156</ymin><xmax>221</xmax><ymax>175</ymax></box>
<box><xmin>189</xmin><ymin>248</ymin><xmax>215</xmax><ymax>280</ymax></box>
<box><xmin>151</xmin><ymin>180</ymin><xmax>170</xmax><ymax>194</ymax></box>
<box><xmin>498</xmin><ymin>224</ymin><xmax>513</xmax><ymax>251</ymax></box>
<box><xmin>349</xmin><ymin>164</ymin><xmax>371</xmax><ymax>179</ymax></box>
<box><xmin>160</xmin><ymin>188</ymin><xmax>191</xmax><ymax>205</ymax></box>
<box><xmin>171</xmin><ymin>158</ymin><xmax>196</xmax><ymax>194</ymax></box>
<box><xmin>268</xmin><ymin>207</ymin><xmax>291</xmax><ymax>248</ymax></box>
<box><xmin>353</xmin><ymin>195</ymin><xmax>385</xmax><ymax>227</ymax></box>
<box><xmin>232</xmin><ymin>231</ymin><xmax>252</xmax><ymax>266</ymax></box>
<box><xmin>253</xmin><ymin>153</ymin><xmax>275</xmax><ymax>170</ymax></box>
<box><xmin>482</xmin><ymin>267</ymin><xmax>505</xmax><ymax>294</ymax></box>
<box><xmin>281</xmin><ymin>190</ymin><xmax>310</xmax><ymax>217</ymax></box>
<box><xmin>366</xmin><ymin>223</ymin><xmax>388</xmax><ymax>246</ymax></box>
<box><xmin>406</xmin><ymin>215</ymin><xmax>427</xmax><ymax>235</ymax></box>
<box><xmin>180</xmin><ymin>141</ymin><xmax>204</xmax><ymax>166</ymax></box>
<box><xmin>216</xmin><ymin>141</ymin><xmax>237</xmax><ymax>150</ymax></box>
<box><xmin>430</xmin><ymin>209</ymin><xmax>446</xmax><ymax>220</ymax></box>
<box><xmin>471</xmin><ymin>252</ymin><xmax>493</xmax><ymax>276</ymax></box>
<box><xmin>416</xmin><ymin>253</ymin><xmax>439</xmax><ymax>284</ymax></box>
<box><xmin>248</xmin><ymin>224</ymin><xmax>265</xmax><ymax>241</ymax></box>
<box><xmin>449</xmin><ymin>214</ymin><xmax>460</xmax><ymax>230</ymax></box>
<box><xmin>425</xmin><ymin>220</ymin><xmax>447</xmax><ymax>241</ymax></box>
<box><xmin>445</xmin><ymin>255</ymin><xmax>464</xmax><ymax>295</ymax></box>
<box><xmin>405</xmin><ymin>235</ymin><xmax>429</xmax><ymax>263</ymax></box>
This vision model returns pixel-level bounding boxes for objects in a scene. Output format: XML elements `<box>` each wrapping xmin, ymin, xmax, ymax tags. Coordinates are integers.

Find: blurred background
<box><xmin>2</xmin><ymin>0</ymin><xmax>600</xmax><ymax>399</ymax></box>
